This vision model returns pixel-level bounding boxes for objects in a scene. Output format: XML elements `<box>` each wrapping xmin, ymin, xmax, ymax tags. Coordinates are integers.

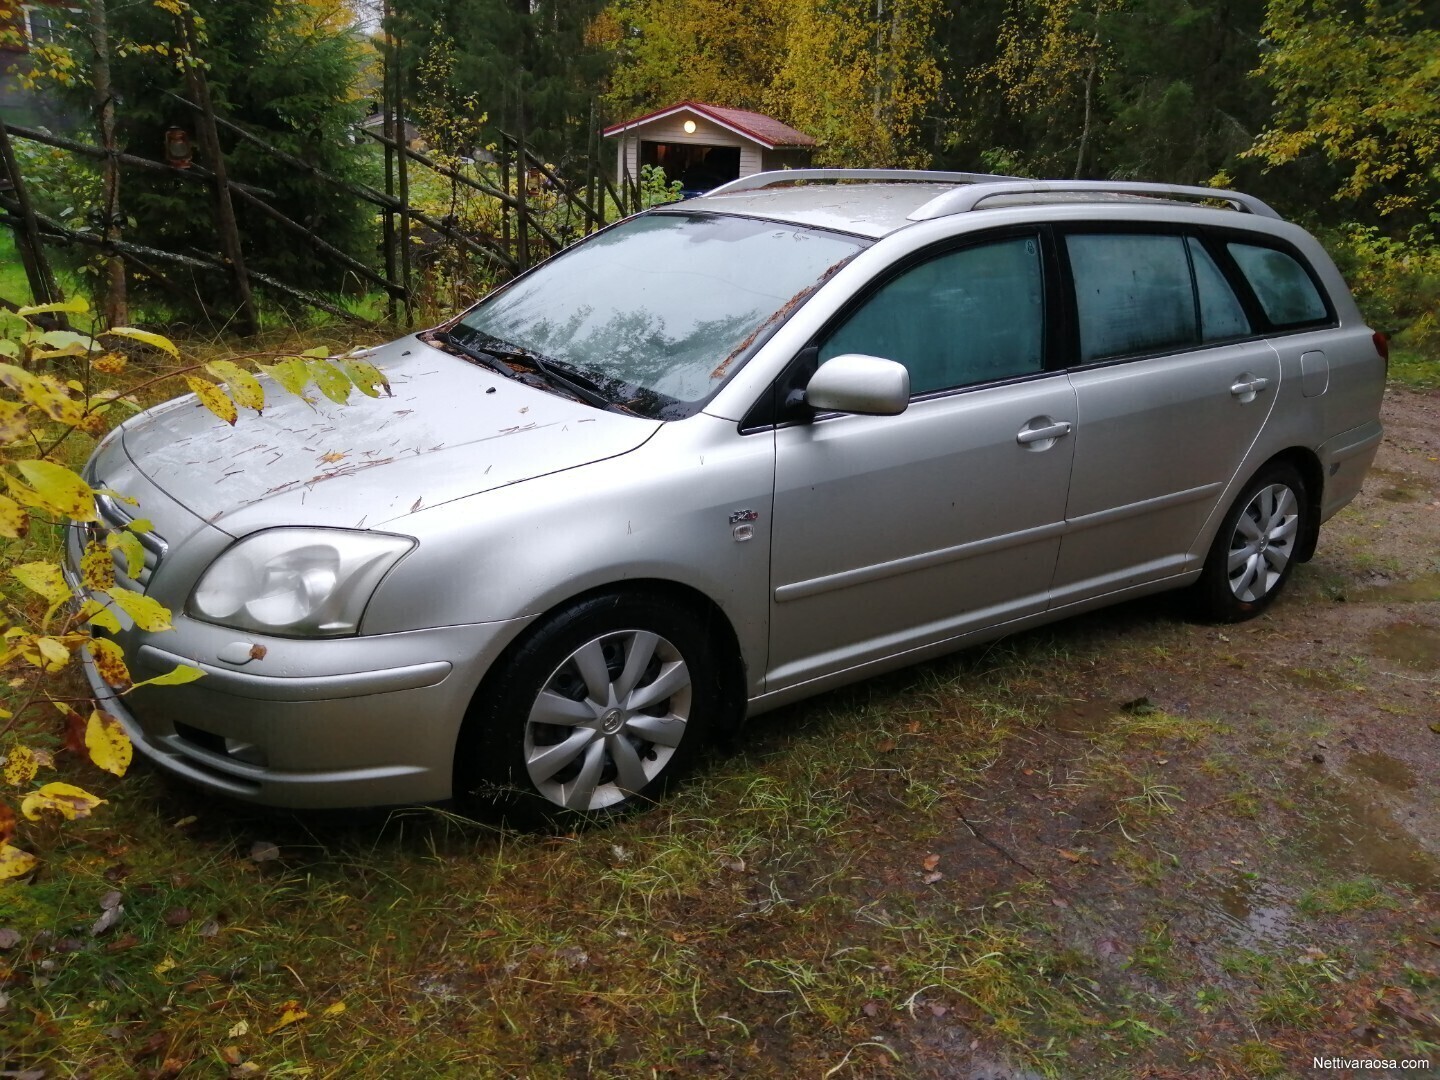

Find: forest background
<box><xmin>1</xmin><ymin>0</ymin><xmax>1437</xmax><ymax>352</ymax></box>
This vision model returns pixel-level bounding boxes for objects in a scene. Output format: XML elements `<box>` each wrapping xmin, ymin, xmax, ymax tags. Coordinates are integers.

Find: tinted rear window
<box><xmin>1226</xmin><ymin>243</ymin><xmax>1329</xmax><ymax>328</ymax></box>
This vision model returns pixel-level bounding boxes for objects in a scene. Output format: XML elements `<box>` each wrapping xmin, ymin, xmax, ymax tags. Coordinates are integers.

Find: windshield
<box><xmin>456</xmin><ymin>212</ymin><xmax>868</xmax><ymax>418</ymax></box>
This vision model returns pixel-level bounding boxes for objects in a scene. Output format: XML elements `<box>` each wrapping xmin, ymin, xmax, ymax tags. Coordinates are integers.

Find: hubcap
<box><xmin>1226</xmin><ymin>482</ymin><xmax>1299</xmax><ymax>603</ymax></box>
<box><xmin>523</xmin><ymin>629</ymin><xmax>692</xmax><ymax>812</ymax></box>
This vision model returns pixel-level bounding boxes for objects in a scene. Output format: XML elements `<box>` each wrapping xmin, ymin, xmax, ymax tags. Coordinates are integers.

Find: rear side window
<box><xmin>1067</xmin><ymin>234</ymin><xmax>1195</xmax><ymax>361</ymax></box>
<box><xmin>1226</xmin><ymin>242</ymin><xmax>1329</xmax><ymax>327</ymax></box>
<box><xmin>819</xmin><ymin>235</ymin><xmax>1044</xmax><ymax>395</ymax></box>
<box><xmin>1189</xmin><ymin>238</ymin><xmax>1250</xmax><ymax>341</ymax></box>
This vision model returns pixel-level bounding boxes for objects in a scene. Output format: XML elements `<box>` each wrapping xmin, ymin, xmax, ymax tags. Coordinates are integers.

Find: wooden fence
<box><xmin>0</xmin><ymin>94</ymin><xmax>642</xmax><ymax>333</ymax></box>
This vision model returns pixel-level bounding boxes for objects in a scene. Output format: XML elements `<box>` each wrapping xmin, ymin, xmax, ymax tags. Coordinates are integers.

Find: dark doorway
<box><xmin>640</xmin><ymin>142</ymin><xmax>741</xmax><ymax>194</ymax></box>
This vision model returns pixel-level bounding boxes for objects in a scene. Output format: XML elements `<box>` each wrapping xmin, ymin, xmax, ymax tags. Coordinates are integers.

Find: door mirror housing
<box><xmin>802</xmin><ymin>354</ymin><xmax>910</xmax><ymax>416</ymax></box>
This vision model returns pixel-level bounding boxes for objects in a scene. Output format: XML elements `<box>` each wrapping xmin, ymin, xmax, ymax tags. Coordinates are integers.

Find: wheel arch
<box><xmin>1264</xmin><ymin>446</ymin><xmax>1324</xmax><ymax>562</ymax></box>
<box><xmin>455</xmin><ymin>577</ymin><xmax>748</xmax><ymax>757</ymax></box>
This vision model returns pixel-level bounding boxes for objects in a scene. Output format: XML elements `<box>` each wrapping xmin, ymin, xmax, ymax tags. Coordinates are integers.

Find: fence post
<box><xmin>0</xmin><ymin>115</ymin><xmax>67</xmax><ymax>322</ymax></box>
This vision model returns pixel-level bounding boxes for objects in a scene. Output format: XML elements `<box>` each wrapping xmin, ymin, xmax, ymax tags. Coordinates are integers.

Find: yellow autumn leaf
<box><xmin>105</xmin><ymin>530</ymin><xmax>144</xmax><ymax>579</ymax></box>
<box><xmin>35</xmin><ymin>636</ymin><xmax>70</xmax><ymax>671</ymax></box>
<box><xmin>268</xmin><ymin>1006</ymin><xmax>310</xmax><ymax>1033</ymax></box>
<box><xmin>205</xmin><ymin>360</ymin><xmax>265</xmax><ymax>413</ymax></box>
<box><xmin>0</xmin><ymin>492</ymin><xmax>27</xmax><ymax>538</ymax></box>
<box><xmin>0</xmin><ymin>400</ymin><xmax>31</xmax><ymax>445</ymax></box>
<box><xmin>36</xmin><ymin>329</ymin><xmax>100</xmax><ymax>355</ymax></box>
<box><xmin>321</xmin><ymin>1001</ymin><xmax>347</xmax><ymax>1018</ymax></box>
<box><xmin>12</xmin><ymin>561</ymin><xmax>72</xmax><ymax>605</ymax></box>
<box><xmin>260</xmin><ymin>358</ymin><xmax>312</xmax><ymax>399</ymax></box>
<box><xmin>81</xmin><ymin>540</ymin><xmax>116</xmax><ymax>590</ymax></box>
<box><xmin>0</xmin><ymin>842</ymin><xmax>38</xmax><ymax>881</ymax></box>
<box><xmin>21</xmin><ymin>782</ymin><xmax>105</xmax><ymax>821</ymax></box>
<box><xmin>21</xmin><ymin>373</ymin><xmax>87</xmax><ymax>425</ymax></box>
<box><xmin>88</xmin><ymin>637</ymin><xmax>132</xmax><ymax>691</ymax></box>
<box><xmin>17</xmin><ymin>298</ymin><xmax>90</xmax><ymax>317</ymax></box>
<box><xmin>154</xmin><ymin>954</ymin><xmax>176</xmax><ymax>975</ymax></box>
<box><xmin>339</xmin><ymin>358</ymin><xmax>390</xmax><ymax>398</ymax></box>
<box><xmin>104</xmin><ymin>326</ymin><xmax>178</xmax><ymax>357</ymax></box>
<box><xmin>15</xmin><ymin>460</ymin><xmax>95</xmax><ymax>520</ymax></box>
<box><xmin>132</xmin><ymin>664</ymin><xmax>204</xmax><ymax>689</ymax></box>
<box><xmin>184</xmin><ymin>376</ymin><xmax>238</xmax><ymax>425</ymax></box>
<box><xmin>79</xmin><ymin>597</ymin><xmax>122</xmax><ymax>635</ymax></box>
<box><xmin>86</xmin><ymin>709</ymin><xmax>132</xmax><ymax>777</ymax></box>
<box><xmin>0</xmin><ymin>362</ymin><xmax>39</xmax><ymax>395</ymax></box>
<box><xmin>3</xmin><ymin>745</ymin><xmax>39</xmax><ymax>786</ymax></box>
<box><xmin>309</xmin><ymin>359</ymin><xmax>352</xmax><ymax>405</ymax></box>
<box><xmin>106</xmin><ymin>589</ymin><xmax>173</xmax><ymax>632</ymax></box>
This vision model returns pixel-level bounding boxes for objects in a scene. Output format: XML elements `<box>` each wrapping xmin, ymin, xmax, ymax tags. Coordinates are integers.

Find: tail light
<box><xmin>1373</xmin><ymin>330</ymin><xmax>1390</xmax><ymax>369</ymax></box>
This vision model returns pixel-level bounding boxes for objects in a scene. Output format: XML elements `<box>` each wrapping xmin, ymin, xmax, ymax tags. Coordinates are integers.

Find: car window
<box><xmin>1189</xmin><ymin>237</ymin><xmax>1251</xmax><ymax>341</ymax></box>
<box><xmin>1067</xmin><ymin>233</ymin><xmax>1197</xmax><ymax>362</ymax></box>
<box><xmin>1226</xmin><ymin>242</ymin><xmax>1329</xmax><ymax>328</ymax></box>
<box><xmin>818</xmin><ymin>236</ymin><xmax>1044</xmax><ymax>395</ymax></box>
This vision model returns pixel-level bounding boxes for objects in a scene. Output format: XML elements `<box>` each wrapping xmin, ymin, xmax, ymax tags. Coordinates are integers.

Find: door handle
<box><xmin>1230</xmin><ymin>376</ymin><xmax>1271</xmax><ymax>397</ymax></box>
<box><xmin>1016</xmin><ymin>420</ymin><xmax>1072</xmax><ymax>445</ymax></box>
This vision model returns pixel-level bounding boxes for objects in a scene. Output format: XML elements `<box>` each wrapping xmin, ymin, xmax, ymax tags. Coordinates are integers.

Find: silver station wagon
<box><xmin>68</xmin><ymin>170</ymin><xmax>1387</xmax><ymax>826</ymax></box>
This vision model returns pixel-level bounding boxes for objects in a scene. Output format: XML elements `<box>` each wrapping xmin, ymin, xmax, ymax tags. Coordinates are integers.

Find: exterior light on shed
<box><xmin>683</xmin><ymin>119</ymin><xmax>697</xmax><ymax>134</ymax></box>
<box><xmin>165</xmin><ymin>128</ymin><xmax>193</xmax><ymax>169</ymax></box>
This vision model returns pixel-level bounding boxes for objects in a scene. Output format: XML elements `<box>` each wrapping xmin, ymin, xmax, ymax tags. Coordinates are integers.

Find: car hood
<box><xmin>119</xmin><ymin>335</ymin><xmax>662</xmax><ymax>535</ymax></box>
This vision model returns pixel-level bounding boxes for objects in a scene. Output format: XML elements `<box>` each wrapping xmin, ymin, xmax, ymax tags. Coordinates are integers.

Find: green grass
<box><xmin>0</xmin><ymin>231</ymin><xmax>33</xmax><ymax>304</ymax></box>
<box><xmin>1390</xmin><ymin>345</ymin><xmax>1440</xmax><ymax>389</ymax></box>
<box><xmin>4</xmin><ymin>324</ymin><xmax>1440</xmax><ymax>1077</ymax></box>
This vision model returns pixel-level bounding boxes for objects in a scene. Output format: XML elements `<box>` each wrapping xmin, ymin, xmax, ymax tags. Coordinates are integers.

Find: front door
<box><xmin>766</xmin><ymin>233</ymin><xmax>1077</xmax><ymax>691</ymax></box>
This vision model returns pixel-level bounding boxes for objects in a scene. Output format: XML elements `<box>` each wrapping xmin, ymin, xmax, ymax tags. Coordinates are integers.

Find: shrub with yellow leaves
<box><xmin>0</xmin><ymin>299</ymin><xmax>388</xmax><ymax>879</ymax></box>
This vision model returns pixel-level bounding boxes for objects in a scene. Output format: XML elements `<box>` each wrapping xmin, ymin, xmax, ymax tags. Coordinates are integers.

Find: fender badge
<box><xmin>729</xmin><ymin>509</ymin><xmax>759</xmax><ymax>524</ymax></box>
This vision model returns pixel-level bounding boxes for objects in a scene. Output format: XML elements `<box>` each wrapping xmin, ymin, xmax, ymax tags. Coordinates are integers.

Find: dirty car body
<box><xmin>67</xmin><ymin>171</ymin><xmax>1387</xmax><ymax>825</ymax></box>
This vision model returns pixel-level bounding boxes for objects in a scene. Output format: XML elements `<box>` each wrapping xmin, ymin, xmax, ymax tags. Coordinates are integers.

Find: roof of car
<box><xmin>680</xmin><ymin>171</ymin><xmax>1283</xmax><ymax>240</ymax></box>
<box><xmin>688</xmin><ymin>182</ymin><xmax>963</xmax><ymax>239</ymax></box>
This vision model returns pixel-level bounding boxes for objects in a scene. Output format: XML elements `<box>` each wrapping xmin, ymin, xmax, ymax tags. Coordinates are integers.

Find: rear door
<box><xmin>1051</xmin><ymin>230</ymin><xmax>1281</xmax><ymax>606</ymax></box>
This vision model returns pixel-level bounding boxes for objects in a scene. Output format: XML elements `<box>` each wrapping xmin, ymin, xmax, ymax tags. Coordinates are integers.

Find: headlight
<box><xmin>189</xmin><ymin>529</ymin><xmax>414</xmax><ymax>637</ymax></box>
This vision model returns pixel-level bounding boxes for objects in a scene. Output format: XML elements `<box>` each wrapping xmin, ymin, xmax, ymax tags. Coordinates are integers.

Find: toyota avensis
<box><xmin>67</xmin><ymin>170</ymin><xmax>1386</xmax><ymax>827</ymax></box>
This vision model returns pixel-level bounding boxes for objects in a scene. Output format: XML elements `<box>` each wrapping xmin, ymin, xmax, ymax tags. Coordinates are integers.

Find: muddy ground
<box><xmin>5</xmin><ymin>385</ymin><xmax>1438</xmax><ymax>1080</ymax></box>
<box><xmin>859</xmin><ymin>381</ymin><xmax>1440</xmax><ymax>1078</ymax></box>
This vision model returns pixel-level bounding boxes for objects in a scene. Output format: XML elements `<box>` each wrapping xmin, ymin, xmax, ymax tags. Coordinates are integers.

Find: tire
<box><xmin>1191</xmin><ymin>462</ymin><xmax>1308</xmax><ymax>623</ymax></box>
<box><xmin>454</xmin><ymin>592</ymin><xmax>728</xmax><ymax>829</ymax></box>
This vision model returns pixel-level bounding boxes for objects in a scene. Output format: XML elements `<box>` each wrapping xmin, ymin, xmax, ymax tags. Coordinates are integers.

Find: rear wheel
<box><xmin>455</xmin><ymin>592</ymin><xmax>727</xmax><ymax>829</ymax></box>
<box><xmin>1191</xmin><ymin>462</ymin><xmax>1307</xmax><ymax>623</ymax></box>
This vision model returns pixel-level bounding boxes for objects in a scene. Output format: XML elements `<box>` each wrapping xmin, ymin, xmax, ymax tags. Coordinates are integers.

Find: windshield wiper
<box><xmin>466</xmin><ymin>338</ymin><xmax>619</xmax><ymax>412</ymax></box>
<box><xmin>432</xmin><ymin>330</ymin><xmax>520</xmax><ymax>380</ymax></box>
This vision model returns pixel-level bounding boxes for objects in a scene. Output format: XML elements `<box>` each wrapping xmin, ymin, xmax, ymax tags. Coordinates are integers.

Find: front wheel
<box><xmin>1191</xmin><ymin>462</ymin><xmax>1307</xmax><ymax>623</ymax></box>
<box><xmin>455</xmin><ymin>593</ymin><xmax>729</xmax><ymax>829</ymax></box>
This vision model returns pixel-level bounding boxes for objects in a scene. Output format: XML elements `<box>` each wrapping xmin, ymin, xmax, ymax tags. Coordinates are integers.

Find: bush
<box><xmin>1324</xmin><ymin>224</ymin><xmax>1440</xmax><ymax>357</ymax></box>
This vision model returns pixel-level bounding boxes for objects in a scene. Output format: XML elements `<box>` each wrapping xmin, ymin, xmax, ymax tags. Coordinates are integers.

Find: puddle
<box><xmin>1349</xmin><ymin>572</ymin><xmax>1440</xmax><ymax>603</ymax></box>
<box><xmin>1345</xmin><ymin>751</ymin><xmax>1416</xmax><ymax>791</ymax></box>
<box><xmin>1298</xmin><ymin>776</ymin><xmax>1440</xmax><ymax>893</ymax></box>
<box><xmin>1377</xmin><ymin>485</ymin><xmax>1420</xmax><ymax>502</ymax></box>
<box><xmin>1208</xmin><ymin>876</ymin><xmax>1296</xmax><ymax>946</ymax></box>
<box><xmin>1048</xmin><ymin>700</ymin><xmax>1117</xmax><ymax>736</ymax></box>
<box><xmin>1284</xmin><ymin>666</ymin><xmax>1351</xmax><ymax>691</ymax></box>
<box><xmin>1369</xmin><ymin>621</ymin><xmax>1440</xmax><ymax>669</ymax></box>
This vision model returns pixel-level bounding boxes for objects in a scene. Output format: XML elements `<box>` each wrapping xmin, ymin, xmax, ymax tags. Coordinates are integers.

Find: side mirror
<box><xmin>802</xmin><ymin>354</ymin><xmax>910</xmax><ymax>416</ymax></box>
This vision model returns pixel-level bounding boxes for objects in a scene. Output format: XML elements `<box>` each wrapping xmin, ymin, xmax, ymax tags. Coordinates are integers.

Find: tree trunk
<box><xmin>181</xmin><ymin>9</ymin><xmax>258</xmax><ymax>336</ymax></box>
<box><xmin>88</xmin><ymin>0</ymin><xmax>126</xmax><ymax>326</ymax></box>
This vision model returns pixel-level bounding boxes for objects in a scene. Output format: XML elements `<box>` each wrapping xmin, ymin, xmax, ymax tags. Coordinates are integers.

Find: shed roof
<box><xmin>602</xmin><ymin>102</ymin><xmax>816</xmax><ymax>150</ymax></box>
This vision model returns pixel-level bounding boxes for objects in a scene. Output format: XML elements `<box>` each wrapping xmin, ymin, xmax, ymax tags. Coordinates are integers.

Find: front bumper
<box><xmin>66</xmin><ymin>530</ymin><xmax>531</xmax><ymax>809</ymax></box>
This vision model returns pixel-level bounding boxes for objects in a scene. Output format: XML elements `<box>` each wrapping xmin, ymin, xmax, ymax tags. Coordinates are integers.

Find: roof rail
<box><xmin>703</xmin><ymin>168</ymin><xmax>1019</xmax><ymax>198</ymax></box>
<box><xmin>909</xmin><ymin>180</ymin><xmax>1282</xmax><ymax>221</ymax></box>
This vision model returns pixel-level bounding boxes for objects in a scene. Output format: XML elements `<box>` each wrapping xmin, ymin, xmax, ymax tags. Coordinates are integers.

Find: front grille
<box><xmin>85</xmin><ymin>487</ymin><xmax>169</xmax><ymax>590</ymax></box>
